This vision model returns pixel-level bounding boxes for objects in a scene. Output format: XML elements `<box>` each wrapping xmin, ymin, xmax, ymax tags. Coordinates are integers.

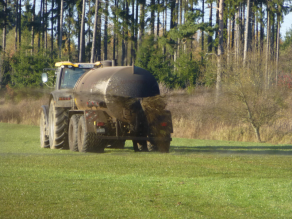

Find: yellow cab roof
<box><xmin>55</xmin><ymin>61</ymin><xmax>101</xmax><ymax>67</ymax></box>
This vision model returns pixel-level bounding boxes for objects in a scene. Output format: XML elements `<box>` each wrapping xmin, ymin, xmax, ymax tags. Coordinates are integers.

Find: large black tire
<box><xmin>147</xmin><ymin>141</ymin><xmax>158</xmax><ymax>152</ymax></box>
<box><xmin>156</xmin><ymin>140</ymin><xmax>170</xmax><ymax>153</ymax></box>
<box><xmin>148</xmin><ymin>134</ymin><xmax>170</xmax><ymax>153</ymax></box>
<box><xmin>132</xmin><ymin>140</ymin><xmax>148</xmax><ymax>152</ymax></box>
<box><xmin>40</xmin><ymin>108</ymin><xmax>50</xmax><ymax>148</ymax></box>
<box><xmin>48</xmin><ymin>99</ymin><xmax>69</xmax><ymax>149</ymax></box>
<box><xmin>77</xmin><ymin>115</ymin><xmax>105</xmax><ymax>153</ymax></box>
<box><xmin>68</xmin><ymin>115</ymin><xmax>80</xmax><ymax>152</ymax></box>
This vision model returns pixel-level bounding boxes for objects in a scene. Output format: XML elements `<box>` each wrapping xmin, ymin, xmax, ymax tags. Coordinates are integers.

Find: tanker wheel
<box><xmin>108</xmin><ymin>140</ymin><xmax>125</xmax><ymax>149</ymax></box>
<box><xmin>155</xmin><ymin>135</ymin><xmax>170</xmax><ymax>153</ymax></box>
<box><xmin>68</xmin><ymin>114</ymin><xmax>80</xmax><ymax>152</ymax></box>
<box><xmin>40</xmin><ymin>108</ymin><xmax>50</xmax><ymax>148</ymax></box>
<box><xmin>156</xmin><ymin>141</ymin><xmax>170</xmax><ymax>153</ymax></box>
<box><xmin>77</xmin><ymin>115</ymin><xmax>104</xmax><ymax>153</ymax></box>
<box><xmin>48</xmin><ymin>99</ymin><xmax>69</xmax><ymax>149</ymax></box>
<box><xmin>132</xmin><ymin>140</ymin><xmax>148</xmax><ymax>152</ymax></box>
<box><xmin>147</xmin><ymin>141</ymin><xmax>158</xmax><ymax>152</ymax></box>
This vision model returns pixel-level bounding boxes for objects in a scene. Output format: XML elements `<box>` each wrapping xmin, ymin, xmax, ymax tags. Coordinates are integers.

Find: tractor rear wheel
<box><xmin>48</xmin><ymin>99</ymin><xmax>69</xmax><ymax>149</ymax></box>
<box><xmin>77</xmin><ymin>115</ymin><xmax>105</xmax><ymax>153</ymax></box>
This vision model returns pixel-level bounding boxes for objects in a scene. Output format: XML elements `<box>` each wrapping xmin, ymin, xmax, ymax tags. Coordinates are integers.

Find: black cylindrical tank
<box><xmin>74</xmin><ymin>66</ymin><xmax>160</xmax><ymax>122</ymax></box>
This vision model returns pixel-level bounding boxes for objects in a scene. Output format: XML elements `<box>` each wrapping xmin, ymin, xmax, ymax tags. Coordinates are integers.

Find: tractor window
<box><xmin>60</xmin><ymin>68</ymin><xmax>89</xmax><ymax>89</ymax></box>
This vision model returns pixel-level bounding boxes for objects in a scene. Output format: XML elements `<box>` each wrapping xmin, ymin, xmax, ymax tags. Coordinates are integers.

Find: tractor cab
<box><xmin>42</xmin><ymin>61</ymin><xmax>102</xmax><ymax>89</ymax></box>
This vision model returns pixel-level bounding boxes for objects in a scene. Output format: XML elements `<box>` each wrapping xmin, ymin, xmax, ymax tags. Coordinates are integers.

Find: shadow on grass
<box><xmin>170</xmin><ymin>145</ymin><xmax>292</xmax><ymax>155</ymax></box>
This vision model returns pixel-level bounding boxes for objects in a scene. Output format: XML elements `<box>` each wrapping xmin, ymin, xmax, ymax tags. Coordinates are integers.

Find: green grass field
<box><xmin>1</xmin><ymin>123</ymin><xmax>292</xmax><ymax>218</ymax></box>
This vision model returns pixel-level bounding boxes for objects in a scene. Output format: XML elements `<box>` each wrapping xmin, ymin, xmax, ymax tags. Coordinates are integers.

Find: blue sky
<box><xmin>281</xmin><ymin>13</ymin><xmax>292</xmax><ymax>38</ymax></box>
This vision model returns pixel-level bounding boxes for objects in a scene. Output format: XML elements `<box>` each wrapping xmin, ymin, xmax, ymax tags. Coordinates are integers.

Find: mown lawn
<box><xmin>0</xmin><ymin>123</ymin><xmax>292</xmax><ymax>218</ymax></box>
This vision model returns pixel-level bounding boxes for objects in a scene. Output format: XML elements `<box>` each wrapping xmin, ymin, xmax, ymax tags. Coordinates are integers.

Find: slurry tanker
<box><xmin>40</xmin><ymin>61</ymin><xmax>172</xmax><ymax>153</ymax></box>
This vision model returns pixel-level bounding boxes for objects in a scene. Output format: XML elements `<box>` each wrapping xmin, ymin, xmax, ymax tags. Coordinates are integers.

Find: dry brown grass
<box><xmin>161</xmin><ymin>85</ymin><xmax>292</xmax><ymax>144</ymax></box>
<box><xmin>0</xmin><ymin>89</ymin><xmax>50</xmax><ymax>125</ymax></box>
<box><xmin>1</xmin><ymin>86</ymin><xmax>292</xmax><ymax>144</ymax></box>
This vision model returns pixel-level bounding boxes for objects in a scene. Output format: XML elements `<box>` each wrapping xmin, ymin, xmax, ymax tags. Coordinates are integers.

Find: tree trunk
<box><xmin>125</xmin><ymin>1</ymin><xmax>129</xmax><ymax>65</ymax></box>
<box><xmin>38</xmin><ymin>0</ymin><xmax>42</xmax><ymax>52</ymax></box>
<box><xmin>134</xmin><ymin>0</ymin><xmax>138</xmax><ymax>60</ymax></box>
<box><xmin>139</xmin><ymin>0</ymin><xmax>145</xmax><ymax>47</ymax></box>
<box><xmin>41</xmin><ymin>0</ymin><xmax>44</xmax><ymax>49</ymax></box>
<box><xmin>170</xmin><ymin>0</ymin><xmax>175</xmax><ymax>29</ymax></box>
<box><xmin>271</xmin><ymin>12</ymin><xmax>275</xmax><ymax>60</ymax></box>
<box><xmin>58</xmin><ymin>0</ymin><xmax>64</xmax><ymax>58</ymax></box>
<box><xmin>201</xmin><ymin>0</ymin><xmax>204</xmax><ymax>61</ymax></box>
<box><xmin>176</xmin><ymin>0</ymin><xmax>181</xmax><ymax>63</ymax></box>
<box><xmin>121</xmin><ymin>2</ymin><xmax>126</xmax><ymax>65</ymax></box>
<box><xmin>241</xmin><ymin>4</ymin><xmax>245</xmax><ymax>45</ymax></box>
<box><xmin>179</xmin><ymin>0</ymin><xmax>182</xmax><ymax>26</ymax></box>
<box><xmin>216</xmin><ymin>0</ymin><xmax>224</xmax><ymax>102</ymax></box>
<box><xmin>19</xmin><ymin>0</ymin><xmax>21</xmax><ymax>48</ymax></box>
<box><xmin>157</xmin><ymin>0</ymin><xmax>160</xmax><ymax>38</ymax></box>
<box><xmin>44</xmin><ymin>0</ymin><xmax>47</xmax><ymax>50</ymax></box>
<box><xmin>164</xmin><ymin>0</ymin><xmax>167</xmax><ymax>35</ymax></box>
<box><xmin>130</xmin><ymin>0</ymin><xmax>135</xmax><ymax>65</ymax></box>
<box><xmin>243</xmin><ymin>0</ymin><xmax>250</xmax><ymax>66</ymax></box>
<box><xmin>265</xmin><ymin>9</ymin><xmax>270</xmax><ymax>89</ymax></box>
<box><xmin>207</xmin><ymin>1</ymin><xmax>212</xmax><ymax>53</ymax></box>
<box><xmin>112</xmin><ymin>0</ymin><xmax>117</xmax><ymax>61</ymax></box>
<box><xmin>227</xmin><ymin>18</ymin><xmax>231</xmax><ymax>66</ymax></box>
<box><xmin>253</xmin><ymin>125</ymin><xmax>261</xmax><ymax>142</ymax></box>
<box><xmin>260</xmin><ymin>2</ymin><xmax>264</xmax><ymax>53</ymax></box>
<box><xmin>68</xmin><ymin>2</ymin><xmax>72</xmax><ymax>60</ymax></box>
<box><xmin>250</xmin><ymin>4</ymin><xmax>255</xmax><ymax>51</ymax></box>
<box><xmin>51</xmin><ymin>0</ymin><xmax>54</xmax><ymax>55</ymax></box>
<box><xmin>79</xmin><ymin>0</ymin><xmax>85</xmax><ymax>62</ymax></box>
<box><xmin>104</xmin><ymin>0</ymin><xmax>108</xmax><ymax>60</ymax></box>
<box><xmin>255</xmin><ymin>13</ymin><xmax>258</xmax><ymax>51</ymax></box>
<box><xmin>88</xmin><ymin>0</ymin><xmax>91</xmax><ymax>45</ymax></box>
<box><xmin>3</xmin><ymin>0</ymin><xmax>7</xmax><ymax>55</ymax></box>
<box><xmin>150</xmin><ymin>0</ymin><xmax>155</xmax><ymax>35</ymax></box>
<box><xmin>276</xmin><ymin>4</ymin><xmax>281</xmax><ymax>86</ymax></box>
<box><xmin>97</xmin><ymin>4</ymin><xmax>101</xmax><ymax>61</ymax></box>
<box><xmin>231</xmin><ymin>14</ymin><xmax>235</xmax><ymax>49</ymax></box>
<box><xmin>77</xmin><ymin>7</ymin><xmax>80</xmax><ymax>58</ymax></box>
<box><xmin>31</xmin><ymin>0</ymin><xmax>35</xmax><ymax>54</ymax></box>
<box><xmin>15</xmin><ymin>0</ymin><xmax>18</xmax><ymax>51</ymax></box>
<box><xmin>91</xmin><ymin>0</ymin><xmax>99</xmax><ymax>63</ymax></box>
<box><xmin>214</xmin><ymin>0</ymin><xmax>219</xmax><ymax>54</ymax></box>
<box><xmin>235</xmin><ymin>8</ymin><xmax>240</xmax><ymax>63</ymax></box>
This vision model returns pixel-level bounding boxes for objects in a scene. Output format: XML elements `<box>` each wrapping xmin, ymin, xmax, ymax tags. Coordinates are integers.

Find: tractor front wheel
<box><xmin>48</xmin><ymin>99</ymin><xmax>69</xmax><ymax>149</ymax></box>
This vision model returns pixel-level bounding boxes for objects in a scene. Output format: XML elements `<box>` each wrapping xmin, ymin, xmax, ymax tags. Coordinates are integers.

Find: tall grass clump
<box><xmin>0</xmin><ymin>86</ymin><xmax>50</xmax><ymax>125</ymax></box>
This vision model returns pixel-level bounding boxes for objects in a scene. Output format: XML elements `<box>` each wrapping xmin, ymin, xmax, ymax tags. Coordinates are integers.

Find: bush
<box><xmin>8</xmin><ymin>49</ymin><xmax>55</xmax><ymax>88</ymax></box>
<box><xmin>174</xmin><ymin>53</ymin><xmax>202</xmax><ymax>87</ymax></box>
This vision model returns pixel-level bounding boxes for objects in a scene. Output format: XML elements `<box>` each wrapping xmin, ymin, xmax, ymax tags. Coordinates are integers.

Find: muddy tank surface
<box><xmin>74</xmin><ymin>66</ymin><xmax>160</xmax><ymax>123</ymax></box>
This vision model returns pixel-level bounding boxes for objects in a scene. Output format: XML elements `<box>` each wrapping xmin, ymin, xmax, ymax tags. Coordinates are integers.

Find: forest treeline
<box><xmin>0</xmin><ymin>0</ymin><xmax>292</xmax><ymax>88</ymax></box>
